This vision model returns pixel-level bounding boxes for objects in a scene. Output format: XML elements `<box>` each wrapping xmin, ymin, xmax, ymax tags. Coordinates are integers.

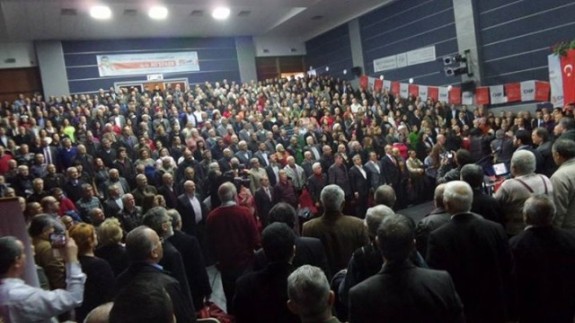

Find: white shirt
<box><xmin>0</xmin><ymin>262</ymin><xmax>86</xmax><ymax>323</ymax></box>
<box><xmin>357</xmin><ymin>165</ymin><xmax>367</xmax><ymax>179</ymax></box>
<box><xmin>188</xmin><ymin>194</ymin><xmax>203</xmax><ymax>224</ymax></box>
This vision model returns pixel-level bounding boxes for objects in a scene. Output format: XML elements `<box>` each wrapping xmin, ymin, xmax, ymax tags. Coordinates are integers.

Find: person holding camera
<box><xmin>0</xmin><ymin>234</ymin><xmax>86</xmax><ymax>322</ymax></box>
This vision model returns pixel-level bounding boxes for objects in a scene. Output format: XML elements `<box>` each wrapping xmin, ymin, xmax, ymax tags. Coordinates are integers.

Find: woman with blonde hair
<box><xmin>94</xmin><ymin>218</ymin><xmax>129</xmax><ymax>277</ymax></box>
<box><xmin>69</xmin><ymin>223</ymin><xmax>115</xmax><ymax>322</ymax></box>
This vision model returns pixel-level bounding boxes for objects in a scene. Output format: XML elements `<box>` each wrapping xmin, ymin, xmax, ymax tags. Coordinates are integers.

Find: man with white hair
<box><xmin>427</xmin><ymin>181</ymin><xmax>512</xmax><ymax>323</ymax></box>
<box><xmin>495</xmin><ymin>150</ymin><xmax>553</xmax><ymax>235</ymax></box>
<box><xmin>302</xmin><ymin>185</ymin><xmax>369</xmax><ymax>276</ymax></box>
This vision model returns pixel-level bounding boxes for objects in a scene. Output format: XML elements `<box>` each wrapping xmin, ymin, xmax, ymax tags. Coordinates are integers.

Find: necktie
<box><xmin>265</xmin><ymin>188</ymin><xmax>271</xmax><ymax>200</ymax></box>
<box><xmin>44</xmin><ymin>148</ymin><xmax>52</xmax><ymax>165</ymax></box>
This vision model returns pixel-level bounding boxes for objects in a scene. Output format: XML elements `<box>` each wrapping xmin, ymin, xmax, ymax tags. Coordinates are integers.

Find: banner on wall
<box><xmin>373</xmin><ymin>45</ymin><xmax>436</xmax><ymax>73</ymax></box>
<box><xmin>97</xmin><ymin>51</ymin><xmax>200</xmax><ymax>77</ymax></box>
<box><xmin>548</xmin><ymin>51</ymin><xmax>575</xmax><ymax>106</ymax></box>
<box><xmin>489</xmin><ymin>85</ymin><xmax>505</xmax><ymax>104</ymax></box>
<box><xmin>475</xmin><ymin>87</ymin><xmax>490</xmax><ymax>105</ymax></box>
<box><xmin>505</xmin><ymin>83</ymin><xmax>521</xmax><ymax>103</ymax></box>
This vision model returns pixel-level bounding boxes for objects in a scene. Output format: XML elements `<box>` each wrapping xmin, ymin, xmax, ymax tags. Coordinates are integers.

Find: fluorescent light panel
<box><xmin>90</xmin><ymin>5</ymin><xmax>112</xmax><ymax>19</ymax></box>
<box><xmin>149</xmin><ymin>6</ymin><xmax>168</xmax><ymax>20</ymax></box>
<box><xmin>212</xmin><ymin>7</ymin><xmax>230</xmax><ymax>20</ymax></box>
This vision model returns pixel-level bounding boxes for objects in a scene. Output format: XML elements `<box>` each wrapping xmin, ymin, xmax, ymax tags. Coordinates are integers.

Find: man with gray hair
<box><xmin>495</xmin><ymin>150</ymin><xmax>553</xmax><ymax>235</ymax></box>
<box><xmin>287</xmin><ymin>265</ymin><xmax>341</xmax><ymax>323</ymax></box>
<box><xmin>427</xmin><ymin>181</ymin><xmax>512</xmax><ymax>323</ymax></box>
<box><xmin>302</xmin><ymin>185</ymin><xmax>369</xmax><ymax>276</ymax></box>
<box><xmin>509</xmin><ymin>195</ymin><xmax>575</xmax><ymax>323</ymax></box>
<box><xmin>415</xmin><ymin>184</ymin><xmax>449</xmax><ymax>256</ymax></box>
<box><xmin>550</xmin><ymin>139</ymin><xmax>575</xmax><ymax>229</ymax></box>
<box><xmin>349</xmin><ymin>214</ymin><xmax>464</xmax><ymax>322</ymax></box>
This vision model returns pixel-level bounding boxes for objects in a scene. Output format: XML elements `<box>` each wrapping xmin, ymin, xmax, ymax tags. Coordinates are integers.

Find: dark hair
<box><xmin>262</xmin><ymin>222</ymin><xmax>296</xmax><ymax>263</ymax></box>
<box><xmin>460</xmin><ymin>164</ymin><xmax>484</xmax><ymax>189</ymax></box>
<box><xmin>376</xmin><ymin>214</ymin><xmax>415</xmax><ymax>262</ymax></box>
<box><xmin>553</xmin><ymin>139</ymin><xmax>575</xmax><ymax>159</ymax></box>
<box><xmin>533</xmin><ymin>127</ymin><xmax>549</xmax><ymax>142</ymax></box>
<box><xmin>515</xmin><ymin>129</ymin><xmax>532</xmax><ymax>146</ymax></box>
<box><xmin>0</xmin><ymin>236</ymin><xmax>21</xmax><ymax>276</ymax></box>
<box><xmin>374</xmin><ymin>185</ymin><xmax>396</xmax><ymax>208</ymax></box>
<box><xmin>455</xmin><ymin>149</ymin><xmax>473</xmax><ymax>167</ymax></box>
<box><xmin>28</xmin><ymin>214</ymin><xmax>55</xmax><ymax>237</ymax></box>
<box><xmin>125</xmin><ymin>226</ymin><xmax>154</xmax><ymax>263</ymax></box>
<box><xmin>110</xmin><ymin>280</ymin><xmax>174</xmax><ymax>323</ymax></box>
<box><xmin>559</xmin><ymin>117</ymin><xmax>575</xmax><ymax>130</ymax></box>
<box><xmin>142</xmin><ymin>207</ymin><xmax>169</xmax><ymax>236</ymax></box>
<box><xmin>268</xmin><ymin>202</ymin><xmax>297</xmax><ymax>229</ymax></box>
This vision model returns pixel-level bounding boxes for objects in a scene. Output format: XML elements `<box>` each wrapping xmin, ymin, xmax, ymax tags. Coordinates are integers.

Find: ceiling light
<box><xmin>149</xmin><ymin>6</ymin><xmax>168</xmax><ymax>20</ymax></box>
<box><xmin>90</xmin><ymin>5</ymin><xmax>112</xmax><ymax>20</ymax></box>
<box><xmin>212</xmin><ymin>7</ymin><xmax>230</xmax><ymax>20</ymax></box>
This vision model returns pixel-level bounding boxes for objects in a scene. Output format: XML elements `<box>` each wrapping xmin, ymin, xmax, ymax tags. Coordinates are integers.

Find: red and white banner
<box><xmin>475</xmin><ymin>87</ymin><xmax>490</xmax><ymax>105</ymax></box>
<box><xmin>548</xmin><ymin>50</ymin><xmax>575</xmax><ymax>106</ymax></box>
<box><xmin>399</xmin><ymin>83</ymin><xmax>409</xmax><ymax>98</ymax></box>
<box><xmin>462</xmin><ymin>91</ymin><xmax>474</xmax><ymax>105</ymax></box>
<box><xmin>383</xmin><ymin>80</ymin><xmax>392</xmax><ymax>91</ymax></box>
<box><xmin>505</xmin><ymin>83</ymin><xmax>521</xmax><ymax>103</ymax></box>
<box><xmin>521</xmin><ymin>81</ymin><xmax>536</xmax><ymax>102</ymax></box>
<box><xmin>367</xmin><ymin>77</ymin><xmax>376</xmax><ymax>91</ymax></box>
<box><xmin>374</xmin><ymin>79</ymin><xmax>383</xmax><ymax>92</ymax></box>
<box><xmin>449</xmin><ymin>87</ymin><xmax>462</xmax><ymax>105</ymax></box>
<box><xmin>408</xmin><ymin>84</ymin><xmax>419</xmax><ymax>98</ymax></box>
<box><xmin>438</xmin><ymin>87</ymin><xmax>449</xmax><ymax>103</ymax></box>
<box><xmin>97</xmin><ymin>51</ymin><xmax>199</xmax><ymax>77</ymax></box>
<box><xmin>391</xmin><ymin>81</ymin><xmax>400</xmax><ymax>95</ymax></box>
<box><xmin>428</xmin><ymin>87</ymin><xmax>439</xmax><ymax>101</ymax></box>
<box><xmin>489</xmin><ymin>85</ymin><xmax>506</xmax><ymax>104</ymax></box>
<box><xmin>359</xmin><ymin>76</ymin><xmax>368</xmax><ymax>89</ymax></box>
<box><xmin>418</xmin><ymin>86</ymin><xmax>428</xmax><ymax>101</ymax></box>
<box><xmin>535</xmin><ymin>81</ymin><xmax>550</xmax><ymax>102</ymax></box>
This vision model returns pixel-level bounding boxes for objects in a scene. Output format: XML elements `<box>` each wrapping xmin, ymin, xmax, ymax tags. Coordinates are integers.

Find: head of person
<box><xmin>69</xmin><ymin>223</ymin><xmax>97</xmax><ymax>255</ymax></box>
<box><xmin>109</xmin><ymin>280</ymin><xmax>175</xmax><ymax>323</ymax></box>
<box><xmin>142</xmin><ymin>207</ymin><xmax>174</xmax><ymax>240</ymax></box>
<box><xmin>376</xmin><ymin>214</ymin><xmax>415</xmax><ymax>263</ymax></box>
<box><xmin>82</xmin><ymin>184</ymin><xmax>94</xmax><ymax>199</ymax></box>
<box><xmin>218</xmin><ymin>182</ymin><xmax>237</xmax><ymax>203</ymax></box>
<box><xmin>97</xmin><ymin>218</ymin><xmax>123</xmax><ymax>247</ymax></box>
<box><xmin>365</xmin><ymin>205</ymin><xmax>395</xmax><ymax>240</ymax></box>
<box><xmin>287</xmin><ymin>265</ymin><xmax>334</xmax><ymax>322</ymax></box>
<box><xmin>531</xmin><ymin>127</ymin><xmax>549</xmax><ymax>146</ymax></box>
<box><xmin>514</xmin><ymin>129</ymin><xmax>532</xmax><ymax>147</ymax></box>
<box><xmin>460</xmin><ymin>164</ymin><xmax>484</xmax><ymax>190</ymax></box>
<box><xmin>262</xmin><ymin>223</ymin><xmax>296</xmax><ymax>263</ymax></box>
<box><xmin>84</xmin><ymin>302</ymin><xmax>113</xmax><ymax>323</ymax></box>
<box><xmin>320</xmin><ymin>185</ymin><xmax>345</xmax><ymax>213</ymax></box>
<box><xmin>183</xmin><ymin>180</ymin><xmax>196</xmax><ymax>196</ymax></box>
<box><xmin>88</xmin><ymin>208</ymin><xmax>105</xmax><ymax>225</ymax></box>
<box><xmin>28</xmin><ymin>214</ymin><xmax>58</xmax><ymax>240</ymax></box>
<box><xmin>510</xmin><ymin>150</ymin><xmax>536</xmax><ymax>177</ymax></box>
<box><xmin>268</xmin><ymin>202</ymin><xmax>298</xmax><ymax>230</ymax></box>
<box><xmin>433</xmin><ymin>184</ymin><xmax>446</xmax><ymax>209</ymax></box>
<box><xmin>454</xmin><ymin>149</ymin><xmax>473</xmax><ymax>168</ymax></box>
<box><xmin>136</xmin><ymin>174</ymin><xmax>148</xmax><ymax>188</ymax></box>
<box><xmin>552</xmin><ymin>139</ymin><xmax>575</xmax><ymax>166</ymax></box>
<box><xmin>0</xmin><ymin>236</ymin><xmax>26</xmax><ymax>278</ymax></box>
<box><xmin>125</xmin><ymin>225</ymin><xmax>163</xmax><ymax>264</ymax></box>
<box><xmin>556</xmin><ymin>117</ymin><xmax>575</xmax><ymax>134</ymax></box>
<box><xmin>166</xmin><ymin>209</ymin><xmax>183</xmax><ymax>231</ymax></box>
<box><xmin>312</xmin><ymin>162</ymin><xmax>322</xmax><ymax>175</ymax></box>
<box><xmin>523</xmin><ymin>194</ymin><xmax>556</xmax><ymax>227</ymax></box>
<box><xmin>373</xmin><ymin>185</ymin><xmax>396</xmax><ymax>208</ymax></box>
<box><xmin>122</xmin><ymin>193</ymin><xmax>135</xmax><ymax>208</ymax></box>
<box><xmin>443</xmin><ymin>181</ymin><xmax>473</xmax><ymax>214</ymax></box>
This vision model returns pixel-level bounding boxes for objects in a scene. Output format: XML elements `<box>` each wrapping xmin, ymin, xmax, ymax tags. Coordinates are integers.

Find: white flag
<box><xmin>521</xmin><ymin>80</ymin><xmax>536</xmax><ymax>101</ymax></box>
<box><xmin>418</xmin><ymin>86</ymin><xmax>428</xmax><ymax>101</ymax></box>
<box><xmin>548</xmin><ymin>54</ymin><xmax>564</xmax><ymax>106</ymax></box>
<box><xmin>399</xmin><ymin>83</ymin><xmax>409</xmax><ymax>99</ymax></box>
<box><xmin>438</xmin><ymin>87</ymin><xmax>449</xmax><ymax>103</ymax></box>
<box><xmin>489</xmin><ymin>85</ymin><xmax>506</xmax><ymax>104</ymax></box>
<box><xmin>462</xmin><ymin>91</ymin><xmax>474</xmax><ymax>105</ymax></box>
<box><xmin>368</xmin><ymin>77</ymin><xmax>376</xmax><ymax>91</ymax></box>
<box><xmin>383</xmin><ymin>80</ymin><xmax>391</xmax><ymax>91</ymax></box>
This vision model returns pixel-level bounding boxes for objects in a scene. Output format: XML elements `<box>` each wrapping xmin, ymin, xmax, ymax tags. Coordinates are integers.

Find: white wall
<box><xmin>253</xmin><ymin>36</ymin><xmax>306</xmax><ymax>57</ymax></box>
<box><xmin>0</xmin><ymin>42</ymin><xmax>37</xmax><ymax>69</ymax></box>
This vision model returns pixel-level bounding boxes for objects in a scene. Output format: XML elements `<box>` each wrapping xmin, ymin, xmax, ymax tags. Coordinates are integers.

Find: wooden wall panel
<box><xmin>0</xmin><ymin>68</ymin><xmax>42</xmax><ymax>103</ymax></box>
<box><xmin>256</xmin><ymin>56</ymin><xmax>305</xmax><ymax>81</ymax></box>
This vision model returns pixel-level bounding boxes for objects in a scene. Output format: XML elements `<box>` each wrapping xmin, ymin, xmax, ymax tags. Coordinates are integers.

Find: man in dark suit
<box><xmin>233</xmin><ymin>223</ymin><xmax>300</xmax><ymax>323</ymax></box>
<box><xmin>364</xmin><ymin>152</ymin><xmax>382</xmax><ymax>192</ymax></box>
<box><xmin>349</xmin><ymin>214</ymin><xmax>464</xmax><ymax>323</ymax></box>
<box><xmin>103</xmin><ymin>184</ymin><xmax>123</xmax><ymax>218</ymax></box>
<box><xmin>176</xmin><ymin>180</ymin><xmax>207</xmax><ymax>239</ymax></box>
<box><xmin>328</xmin><ymin>154</ymin><xmax>352</xmax><ymax>213</ymax></box>
<box><xmin>349</xmin><ymin>154</ymin><xmax>371</xmax><ymax>219</ymax></box>
<box><xmin>307</xmin><ymin>162</ymin><xmax>327</xmax><ymax>213</ymax></box>
<box><xmin>234</xmin><ymin>140</ymin><xmax>252</xmax><ymax>166</ymax></box>
<box><xmin>426</xmin><ymin>181</ymin><xmax>512</xmax><ymax>323</ymax></box>
<box><xmin>116</xmin><ymin>226</ymin><xmax>196</xmax><ymax>323</ymax></box>
<box><xmin>509</xmin><ymin>195</ymin><xmax>575</xmax><ymax>323</ymax></box>
<box><xmin>254</xmin><ymin>176</ymin><xmax>275</xmax><ymax>226</ymax></box>
<box><xmin>532</xmin><ymin>127</ymin><xmax>557</xmax><ymax>177</ymax></box>
<box><xmin>380</xmin><ymin>145</ymin><xmax>401</xmax><ymax>195</ymax></box>
<box><xmin>158</xmin><ymin>173</ymin><xmax>178</xmax><ymax>209</ymax></box>
<box><xmin>166</xmin><ymin>209</ymin><xmax>212</xmax><ymax>312</ymax></box>
<box><xmin>460</xmin><ymin>164</ymin><xmax>503</xmax><ymax>225</ymax></box>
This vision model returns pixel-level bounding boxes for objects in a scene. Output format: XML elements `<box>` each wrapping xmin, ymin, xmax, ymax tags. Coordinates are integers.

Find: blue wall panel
<box><xmin>62</xmin><ymin>37</ymin><xmax>241</xmax><ymax>94</ymax></box>
<box><xmin>305</xmin><ymin>24</ymin><xmax>354</xmax><ymax>80</ymax></box>
<box><xmin>360</xmin><ymin>0</ymin><xmax>458</xmax><ymax>86</ymax></box>
<box><xmin>476</xmin><ymin>0</ymin><xmax>575</xmax><ymax>85</ymax></box>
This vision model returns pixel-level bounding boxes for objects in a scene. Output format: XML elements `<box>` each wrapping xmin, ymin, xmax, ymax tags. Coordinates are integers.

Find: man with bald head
<box><xmin>426</xmin><ymin>181</ymin><xmax>512</xmax><ymax>323</ymax></box>
<box><xmin>176</xmin><ymin>180</ymin><xmax>207</xmax><ymax>238</ymax></box>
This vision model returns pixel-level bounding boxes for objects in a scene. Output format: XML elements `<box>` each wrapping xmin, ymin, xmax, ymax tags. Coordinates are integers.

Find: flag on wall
<box><xmin>521</xmin><ymin>81</ymin><xmax>536</xmax><ymax>102</ymax></box>
<box><xmin>383</xmin><ymin>80</ymin><xmax>392</xmax><ymax>91</ymax></box>
<box><xmin>391</xmin><ymin>81</ymin><xmax>400</xmax><ymax>95</ymax></box>
<box><xmin>449</xmin><ymin>87</ymin><xmax>461</xmax><ymax>105</ymax></box>
<box><xmin>561</xmin><ymin>50</ymin><xmax>575</xmax><ymax>104</ymax></box>
<box><xmin>418</xmin><ymin>86</ymin><xmax>428</xmax><ymax>101</ymax></box>
<box><xmin>409</xmin><ymin>84</ymin><xmax>419</xmax><ymax>98</ymax></box>
<box><xmin>505</xmin><ymin>83</ymin><xmax>521</xmax><ymax>102</ymax></box>
<box><xmin>359</xmin><ymin>76</ymin><xmax>368</xmax><ymax>90</ymax></box>
<box><xmin>428</xmin><ymin>87</ymin><xmax>439</xmax><ymax>101</ymax></box>
<box><xmin>462</xmin><ymin>91</ymin><xmax>474</xmax><ymax>105</ymax></box>
<box><xmin>475</xmin><ymin>87</ymin><xmax>490</xmax><ymax>105</ymax></box>
<box><xmin>549</xmin><ymin>54</ymin><xmax>565</xmax><ymax>106</ymax></box>
<box><xmin>490</xmin><ymin>85</ymin><xmax>506</xmax><ymax>104</ymax></box>
<box><xmin>535</xmin><ymin>81</ymin><xmax>550</xmax><ymax>102</ymax></box>
<box><xmin>368</xmin><ymin>77</ymin><xmax>376</xmax><ymax>91</ymax></box>
<box><xmin>374</xmin><ymin>79</ymin><xmax>383</xmax><ymax>92</ymax></box>
<box><xmin>438</xmin><ymin>87</ymin><xmax>449</xmax><ymax>103</ymax></box>
<box><xmin>399</xmin><ymin>83</ymin><xmax>409</xmax><ymax>98</ymax></box>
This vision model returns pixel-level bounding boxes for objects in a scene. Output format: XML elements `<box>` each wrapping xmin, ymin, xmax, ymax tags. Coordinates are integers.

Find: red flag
<box><xmin>391</xmin><ymin>81</ymin><xmax>400</xmax><ymax>95</ymax></box>
<box><xmin>374</xmin><ymin>79</ymin><xmax>383</xmax><ymax>92</ymax></box>
<box><xmin>409</xmin><ymin>84</ymin><xmax>419</xmax><ymax>98</ymax></box>
<box><xmin>505</xmin><ymin>83</ymin><xmax>521</xmax><ymax>102</ymax></box>
<box><xmin>475</xmin><ymin>87</ymin><xmax>490</xmax><ymax>105</ymax></box>
<box><xmin>359</xmin><ymin>76</ymin><xmax>368</xmax><ymax>90</ymax></box>
<box><xmin>449</xmin><ymin>87</ymin><xmax>461</xmax><ymax>105</ymax></box>
<box><xmin>428</xmin><ymin>87</ymin><xmax>439</xmax><ymax>101</ymax></box>
<box><xmin>560</xmin><ymin>49</ymin><xmax>575</xmax><ymax>104</ymax></box>
<box><xmin>535</xmin><ymin>81</ymin><xmax>550</xmax><ymax>101</ymax></box>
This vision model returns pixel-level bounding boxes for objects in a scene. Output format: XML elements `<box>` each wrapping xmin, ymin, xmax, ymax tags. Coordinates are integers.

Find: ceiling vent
<box><xmin>238</xmin><ymin>10</ymin><xmax>251</xmax><ymax>17</ymax></box>
<box><xmin>190</xmin><ymin>10</ymin><xmax>204</xmax><ymax>17</ymax></box>
<box><xmin>61</xmin><ymin>8</ymin><xmax>78</xmax><ymax>16</ymax></box>
<box><xmin>123</xmin><ymin>9</ymin><xmax>138</xmax><ymax>16</ymax></box>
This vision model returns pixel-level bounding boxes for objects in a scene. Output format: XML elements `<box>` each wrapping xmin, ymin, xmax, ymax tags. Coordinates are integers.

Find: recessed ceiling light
<box><xmin>212</xmin><ymin>7</ymin><xmax>230</xmax><ymax>20</ymax></box>
<box><xmin>149</xmin><ymin>6</ymin><xmax>168</xmax><ymax>20</ymax></box>
<box><xmin>90</xmin><ymin>5</ymin><xmax>112</xmax><ymax>20</ymax></box>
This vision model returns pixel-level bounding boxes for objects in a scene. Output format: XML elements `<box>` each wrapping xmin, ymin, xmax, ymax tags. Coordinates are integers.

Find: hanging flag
<box><xmin>475</xmin><ymin>87</ymin><xmax>490</xmax><ymax>105</ymax></box>
<box><xmin>489</xmin><ymin>85</ymin><xmax>506</xmax><ymax>105</ymax></box>
<box><xmin>399</xmin><ymin>83</ymin><xmax>409</xmax><ymax>98</ymax></box>
<box><xmin>428</xmin><ymin>87</ymin><xmax>439</xmax><ymax>101</ymax></box>
<box><xmin>438</xmin><ymin>87</ymin><xmax>449</xmax><ymax>103</ymax></box>
<box><xmin>462</xmin><ymin>91</ymin><xmax>474</xmax><ymax>105</ymax></box>
<box><xmin>521</xmin><ymin>80</ymin><xmax>536</xmax><ymax>101</ymax></box>
<box><xmin>391</xmin><ymin>81</ymin><xmax>400</xmax><ymax>95</ymax></box>
<box><xmin>374</xmin><ymin>79</ymin><xmax>383</xmax><ymax>92</ymax></box>
<box><xmin>535</xmin><ymin>81</ymin><xmax>550</xmax><ymax>102</ymax></box>
<box><xmin>359</xmin><ymin>76</ymin><xmax>368</xmax><ymax>90</ymax></box>
<box><xmin>560</xmin><ymin>49</ymin><xmax>575</xmax><ymax>104</ymax></box>
<box><xmin>449</xmin><ymin>87</ymin><xmax>462</xmax><ymax>105</ymax></box>
<box><xmin>408</xmin><ymin>84</ymin><xmax>419</xmax><ymax>98</ymax></box>
<box><xmin>505</xmin><ymin>83</ymin><xmax>521</xmax><ymax>102</ymax></box>
<box><xmin>548</xmin><ymin>54</ymin><xmax>564</xmax><ymax>107</ymax></box>
<box><xmin>419</xmin><ymin>86</ymin><xmax>428</xmax><ymax>101</ymax></box>
<box><xmin>383</xmin><ymin>80</ymin><xmax>392</xmax><ymax>91</ymax></box>
<box><xmin>367</xmin><ymin>77</ymin><xmax>376</xmax><ymax>91</ymax></box>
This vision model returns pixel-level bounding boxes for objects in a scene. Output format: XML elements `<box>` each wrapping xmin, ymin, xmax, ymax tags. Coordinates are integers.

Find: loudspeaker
<box><xmin>351</xmin><ymin>66</ymin><xmax>362</xmax><ymax>77</ymax></box>
<box><xmin>461</xmin><ymin>80</ymin><xmax>476</xmax><ymax>92</ymax></box>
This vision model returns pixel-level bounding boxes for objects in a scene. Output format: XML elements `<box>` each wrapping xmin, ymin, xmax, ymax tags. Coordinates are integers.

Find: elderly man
<box><xmin>119</xmin><ymin>193</ymin><xmax>142</xmax><ymax>232</ymax></box>
<box><xmin>349</xmin><ymin>214</ymin><xmax>464</xmax><ymax>323</ymax></box>
<box><xmin>302</xmin><ymin>185</ymin><xmax>369</xmax><ymax>276</ymax></box>
<box><xmin>176</xmin><ymin>180</ymin><xmax>207</xmax><ymax>240</ymax></box>
<box><xmin>206</xmin><ymin>182</ymin><xmax>259</xmax><ymax>312</ymax></box>
<box><xmin>550</xmin><ymin>139</ymin><xmax>575</xmax><ymax>230</ymax></box>
<box><xmin>284</xmin><ymin>156</ymin><xmax>306</xmax><ymax>193</ymax></box>
<box><xmin>131</xmin><ymin>174</ymin><xmax>157</xmax><ymax>207</ymax></box>
<box><xmin>427</xmin><ymin>181</ymin><xmax>512</xmax><ymax>323</ymax></box>
<box><xmin>0</xmin><ymin>235</ymin><xmax>86</xmax><ymax>323</ymax></box>
<box><xmin>509</xmin><ymin>195</ymin><xmax>575</xmax><ymax>323</ymax></box>
<box><xmin>76</xmin><ymin>184</ymin><xmax>103</xmax><ymax>223</ymax></box>
<box><xmin>495</xmin><ymin>150</ymin><xmax>553</xmax><ymax>235</ymax></box>
<box><xmin>28</xmin><ymin>215</ymin><xmax>67</xmax><ymax>290</ymax></box>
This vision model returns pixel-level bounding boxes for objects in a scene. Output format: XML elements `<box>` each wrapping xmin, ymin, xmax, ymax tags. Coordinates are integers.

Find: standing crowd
<box><xmin>0</xmin><ymin>75</ymin><xmax>574</xmax><ymax>323</ymax></box>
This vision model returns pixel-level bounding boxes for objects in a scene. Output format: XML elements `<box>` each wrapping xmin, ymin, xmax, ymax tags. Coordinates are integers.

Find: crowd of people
<box><xmin>0</xmin><ymin>74</ymin><xmax>574</xmax><ymax>323</ymax></box>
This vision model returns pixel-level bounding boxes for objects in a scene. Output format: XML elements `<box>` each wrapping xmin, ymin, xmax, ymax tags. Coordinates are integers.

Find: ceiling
<box><xmin>0</xmin><ymin>0</ymin><xmax>392</xmax><ymax>42</ymax></box>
